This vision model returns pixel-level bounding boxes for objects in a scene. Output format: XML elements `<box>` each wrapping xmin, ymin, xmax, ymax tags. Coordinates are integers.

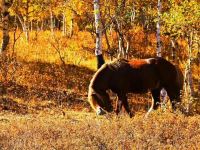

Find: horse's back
<box><xmin>108</xmin><ymin>58</ymin><xmax>159</xmax><ymax>93</ymax></box>
<box><xmin>128</xmin><ymin>57</ymin><xmax>183</xmax><ymax>91</ymax></box>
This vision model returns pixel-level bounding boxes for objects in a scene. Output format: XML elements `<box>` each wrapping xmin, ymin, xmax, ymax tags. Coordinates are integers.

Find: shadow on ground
<box><xmin>0</xmin><ymin>61</ymin><xmax>95</xmax><ymax>113</ymax></box>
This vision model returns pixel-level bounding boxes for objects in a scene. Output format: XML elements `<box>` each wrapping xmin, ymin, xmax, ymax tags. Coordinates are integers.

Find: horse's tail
<box><xmin>176</xmin><ymin>66</ymin><xmax>184</xmax><ymax>90</ymax></box>
<box><xmin>154</xmin><ymin>57</ymin><xmax>184</xmax><ymax>99</ymax></box>
<box><xmin>175</xmin><ymin>66</ymin><xmax>184</xmax><ymax>97</ymax></box>
<box><xmin>152</xmin><ymin>57</ymin><xmax>179</xmax><ymax>85</ymax></box>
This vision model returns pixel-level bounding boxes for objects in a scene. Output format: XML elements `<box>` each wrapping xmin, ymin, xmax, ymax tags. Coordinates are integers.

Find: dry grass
<box><xmin>0</xmin><ymin>111</ymin><xmax>200</xmax><ymax>149</ymax></box>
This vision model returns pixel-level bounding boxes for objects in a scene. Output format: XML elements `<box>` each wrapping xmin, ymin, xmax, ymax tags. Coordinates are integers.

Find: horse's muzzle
<box><xmin>96</xmin><ymin>107</ymin><xmax>106</xmax><ymax>115</ymax></box>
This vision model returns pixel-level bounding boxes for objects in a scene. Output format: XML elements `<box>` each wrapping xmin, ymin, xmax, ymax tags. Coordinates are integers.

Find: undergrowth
<box><xmin>0</xmin><ymin>111</ymin><xmax>199</xmax><ymax>149</ymax></box>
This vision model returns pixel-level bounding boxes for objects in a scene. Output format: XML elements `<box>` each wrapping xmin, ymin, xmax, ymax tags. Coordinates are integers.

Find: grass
<box><xmin>0</xmin><ymin>111</ymin><xmax>200</xmax><ymax>149</ymax></box>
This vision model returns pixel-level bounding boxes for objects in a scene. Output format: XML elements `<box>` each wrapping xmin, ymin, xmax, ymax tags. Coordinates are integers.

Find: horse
<box><xmin>88</xmin><ymin>57</ymin><xmax>184</xmax><ymax>118</ymax></box>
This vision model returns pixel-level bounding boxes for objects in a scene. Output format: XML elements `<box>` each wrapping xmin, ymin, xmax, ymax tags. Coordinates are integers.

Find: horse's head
<box><xmin>88</xmin><ymin>89</ymin><xmax>113</xmax><ymax>115</ymax></box>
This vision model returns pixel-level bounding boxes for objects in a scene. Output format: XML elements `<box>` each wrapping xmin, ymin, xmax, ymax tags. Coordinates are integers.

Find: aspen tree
<box><xmin>94</xmin><ymin>0</ymin><xmax>105</xmax><ymax>69</ymax></box>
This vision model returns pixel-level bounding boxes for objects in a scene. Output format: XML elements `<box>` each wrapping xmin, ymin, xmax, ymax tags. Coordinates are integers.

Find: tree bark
<box><xmin>69</xmin><ymin>11</ymin><xmax>74</xmax><ymax>37</ymax></box>
<box><xmin>94</xmin><ymin>0</ymin><xmax>105</xmax><ymax>69</ymax></box>
<box><xmin>62</xmin><ymin>12</ymin><xmax>66</xmax><ymax>36</ymax></box>
<box><xmin>156</xmin><ymin>0</ymin><xmax>162</xmax><ymax>57</ymax></box>
<box><xmin>16</xmin><ymin>0</ymin><xmax>29</xmax><ymax>42</ymax></box>
<box><xmin>102</xmin><ymin>20</ymin><xmax>113</xmax><ymax>60</ymax></box>
<box><xmin>25</xmin><ymin>0</ymin><xmax>29</xmax><ymax>41</ymax></box>
<box><xmin>50</xmin><ymin>7</ymin><xmax>54</xmax><ymax>34</ymax></box>
<box><xmin>170</xmin><ymin>37</ymin><xmax>177</xmax><ymax>63</ymax></box>
<box><xmin>156</xmin><ymin>0</ymin><xmax>167</xmax><ymax>106</ymax></box>
<box><xmin>184</xmin><ymin>31</ymin><xmax>194</xmax><ymax>102</ymax></box>
<box><xmin>0</xmin><ymin>0</ymin><xmax>10</xmax><ymax>52</ymax></box>
<box><xmin>113</xmin><ymin>17</ymin><xmax>127</xmax><ymax>59</ymax></box>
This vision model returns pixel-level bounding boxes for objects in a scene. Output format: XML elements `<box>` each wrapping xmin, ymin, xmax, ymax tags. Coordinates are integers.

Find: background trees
<box><xmin>162</xmin><ymin>0</ymin><xmax>200</xmax><ymax>110</ymax></box>
<box><xmin>0</xmin><ymin>0</ymin><xmax>198</xmax><ymax>69</ymax></box>
<box><xmin>3</xmin><ymin>0</ymin><xmax>198</xmax><ymax>59</ymax></box>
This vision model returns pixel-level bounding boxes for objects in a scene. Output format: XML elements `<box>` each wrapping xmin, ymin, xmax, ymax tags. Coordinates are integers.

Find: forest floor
<box><xmin>0</xmin><ymin>60</ymin><xmax>199</xmax><ymax>149</ymax></box>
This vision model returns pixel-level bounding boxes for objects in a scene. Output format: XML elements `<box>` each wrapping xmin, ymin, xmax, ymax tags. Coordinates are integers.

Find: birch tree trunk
<box><xmin>0</xmin><ymin>0</ymin><xmax>10</xmax><ymax>52</ymax></box>
<box><xmin>25</xmin><ymin>0</ymin><xmax>29</xmax><ymax>41</ymax></box>
<box><xmin>16</xmin><ymin>0</ymin><xmax>29</xmax><ymax>42</ymax></box>
<box><xmin>69</xmin><ymin>11</ymin><xmax>74</xmax><ymax>37</ymax></box>
<box><xmin>118</xmin><ymin>34</ymin><xmax>126</xmax><ymax>58</ymax></box>
<box><xmin>62</xmin><ymin>12</ymin><xmax>66</xmax><ymax>36</ymax></box>
<box><xmin>50</xmin><ymin>7</ymin><xmax>54</xmax><ymax>34</ymax></box>
<box><xmin>156</xmin><ymin>0</ymin><xmax>167</xmax><ymax>106</ymax></box>
<box><xmin>170</xmin><ymin>37</ymin><xmax>177</xmax><ymax>63</ymax></box>
<box><xmin>94</xmin><ymin>0</ymin><xmax>105</xmax><ymax>69</ymax></box>
<box><xmin>156</xmin><ymin>0</ymin><xmax>162</xmax><ymax>57</ymax></box>
<box><xmin>101</xmin><ymin>19</ymin><xmax>114</xmax><ymax>60</ymax></box>
<box><xmin>184</xmin><ymin>31</ymin><xmax>195</xmax><ymax>113</ymax></box>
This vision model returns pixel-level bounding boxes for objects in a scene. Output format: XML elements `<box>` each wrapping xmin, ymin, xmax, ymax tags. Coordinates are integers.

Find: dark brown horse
<box><xmin>88</xmin><ymin>57</ymin><xmax>183</xmax><ymax>117</ymax></box>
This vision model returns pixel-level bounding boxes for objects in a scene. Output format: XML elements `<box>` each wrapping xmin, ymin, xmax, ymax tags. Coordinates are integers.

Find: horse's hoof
<box><xmin>129</xmin><ymin>113</ymin><xmax>133</xmax><ymax>118</ymax></box>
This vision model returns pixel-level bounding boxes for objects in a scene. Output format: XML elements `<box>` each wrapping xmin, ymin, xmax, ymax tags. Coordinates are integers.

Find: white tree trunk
<box><xmin>94</xmin><ymin>0</ymin><xmax>102</xmax><ymax>56</ymax></box>
<box><xmin>94</xmin><ymin>0</ymin><xmax>105</xmax><ymax>68</ymax></box>
<box><xmin>50</xmin><ymin>7</ymin><xmax>54</xmax><ymax>34</ymax></box>
<box><xmin>62</xmin><ymin>13</ymin><xmax>66</xmax><ymax>36</ymax></box>
<box><xmin>184</xmin><ymin>31</ymin><xmax>195</xmax><ymax>113</ymax></box>
<box><xmin>0</xmin><ymin>0</ymin><xmax>10</xmax><ymax>52</ymax></box>
<box><xmin>118</xmin><ymin>36</ymin><xmax>124</xmax><ymax>58</ymax></box>
<box><xmin>69</xmin><ymin>12</ymin><xmax>74</xmax><ymax>37</ymax></box>
<box><xmin>156</xmin><ymin>0</ymin><xmax>162</xmax><ymax>57</ymax></box>
<box><xmin>25</xmin><ymin>0</ymin><xmax>29</xmax><ymax>41</ymax></box>
<box><xmin>24</xmin><ymin>22</ymin><xmax>29</xmax><ymax>41</ymax></box>
<box><xmin>156</xmin><ymin>0</ymin><xmax>167</xmax><ymax>107</ymax></box>
<box><xmin>171</xmin><ymin>38</ymin><xmax>176</xmax><ymax>61</ymax></box>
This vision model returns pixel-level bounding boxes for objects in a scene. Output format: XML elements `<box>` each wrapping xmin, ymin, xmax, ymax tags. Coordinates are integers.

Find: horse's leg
<box><xmin>116</xmin><ymin>94</ymin><xmax>132</xmax><ymax>118</ymax></box>
<box><xmin>166</xmin><ymin>88</ymin><xmax>181</xmax><ymax>111</ymax></box>
<box><xmin>151</xmin><ymin>88</ymin><xmax>161</xmax><ymax>110</ymax></box>
<box><xmin>115</xmin><ymin>97</ymin><xmax>123</xmax><ymax>115</ymax></box>
<box><xmin>122</xmin><ymin>96</ymin><xmax>133</xmax><ymax>118</ymax></box>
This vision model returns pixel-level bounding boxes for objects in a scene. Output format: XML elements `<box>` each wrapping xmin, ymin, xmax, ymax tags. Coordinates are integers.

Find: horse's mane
<box><xmin>88</xmin><ymin>63</ymin><xmax>108</xmax><ymax>93</ymax></box>
<box><xmin>89</xmin><ymin>59</ymin><xmax>129</xmax><ymax>95</ymax></box>
<box><xmin>107</xmin><ymin>59</ymin><xmax>129</xmax><ymax>71</ymax></box>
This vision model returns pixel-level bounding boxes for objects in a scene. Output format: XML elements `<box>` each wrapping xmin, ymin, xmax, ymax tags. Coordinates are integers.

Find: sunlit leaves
<box><xmin>162</xmin><ymin>0</ymin><xmax>200</xmax><ymax>37</ymax></box>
